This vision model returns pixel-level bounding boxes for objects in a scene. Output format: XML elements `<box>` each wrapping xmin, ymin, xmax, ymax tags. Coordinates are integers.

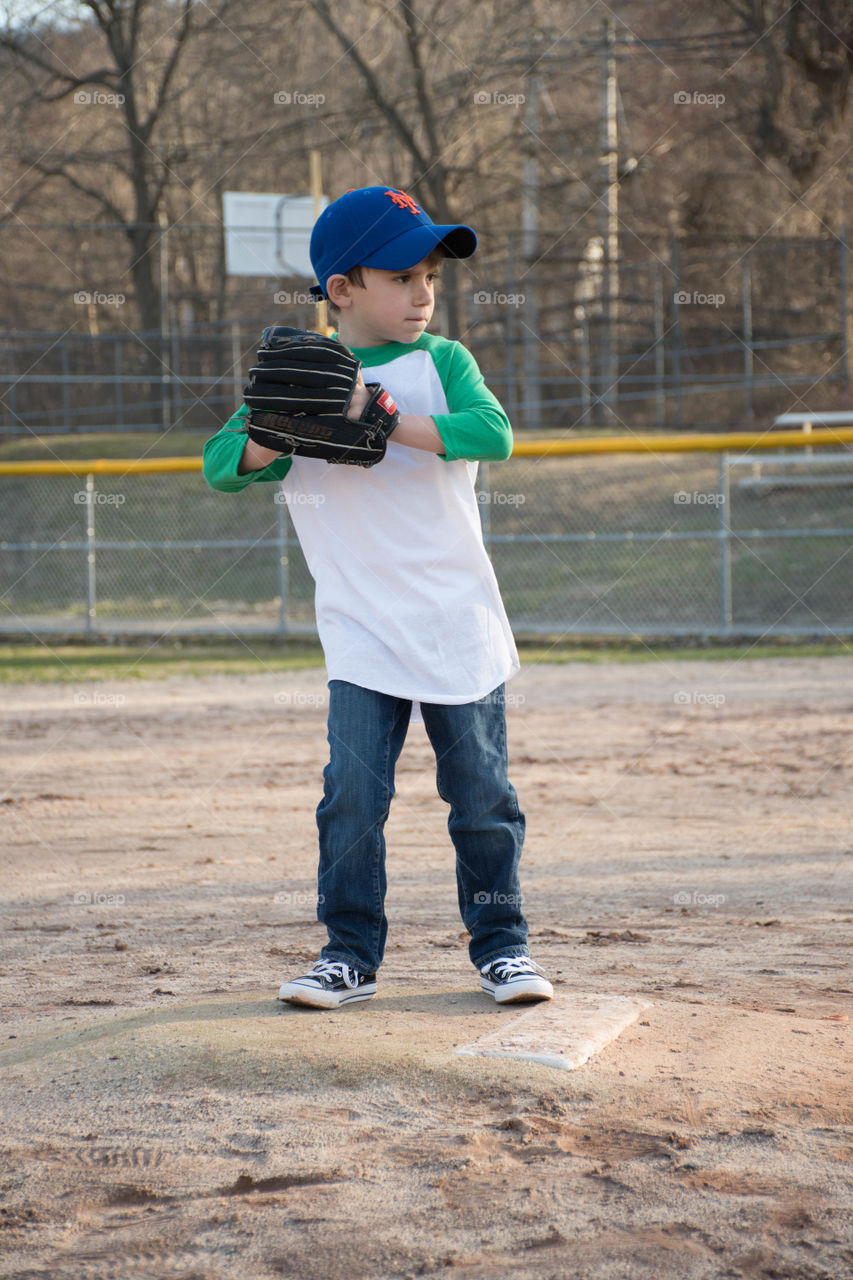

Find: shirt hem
<box><xmin>324</xmin><ymin>658</ymin><xmax>520</xmax><ymax>705</ymax></box>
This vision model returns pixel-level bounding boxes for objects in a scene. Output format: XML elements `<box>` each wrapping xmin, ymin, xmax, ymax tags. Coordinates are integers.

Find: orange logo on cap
<box><xmin>385</xmin><ymin>189</ymin><xmax>422</xmax><ymax>215</ymax></box>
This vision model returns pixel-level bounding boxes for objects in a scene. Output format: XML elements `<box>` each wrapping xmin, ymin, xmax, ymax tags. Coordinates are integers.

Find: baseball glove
<box><xmin>242</xmin><ymin>326</ymin><xmax>399</xmax><ymax>467</ymax></box>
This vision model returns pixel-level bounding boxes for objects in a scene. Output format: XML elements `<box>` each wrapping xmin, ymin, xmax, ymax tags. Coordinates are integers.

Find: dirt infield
<box><xmin>1</xmin><ymin>657</ymin><xmax>851</xmax><ymax>1279</ymax></box>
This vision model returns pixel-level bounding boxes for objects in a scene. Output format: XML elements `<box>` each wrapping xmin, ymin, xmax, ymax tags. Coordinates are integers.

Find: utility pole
<box><xmin>600</xmin><ymin>17</ymin><xmax>619</xmax><ymax>421</ymax></box>
<box><xmin>159</xmin><ymin>209</ymin><xmax>171</xmax><ymax>432</ymax></box>
<box><xmin>310</xmin><ymin>149</ymin><xmax>330</xmax><ymax>335</ymax></box>
<box><xmin>522</xmin><ymin>61</ymin><xmax>542</xmax><ymax>431</ymax></box>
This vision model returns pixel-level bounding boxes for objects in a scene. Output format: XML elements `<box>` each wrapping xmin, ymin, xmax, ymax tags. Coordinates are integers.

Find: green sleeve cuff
<box><xmin>432</xmin><ymin>406</ymin><xmax>514</xmax><ymax>462</ymax></box>
<box><xmin>428</xmin><ymin>341</ymin><xmax>513</xmax><ymax>462</ymax></box>
<box><xmin>202</xmin><ymin>405</ymin><xmax>293</xmax><ymax>491</ymax></box>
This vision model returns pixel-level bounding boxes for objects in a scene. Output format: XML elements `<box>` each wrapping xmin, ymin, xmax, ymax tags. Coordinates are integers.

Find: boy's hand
<box><xmin>242</xmin><ymin>326</ymin><xmax>399</xmax><ymax>469</ymax></box>
<box><xmin>347</xmin><ymin>371</ymin><xmax>370</xmax><ymax>420</ymax></box>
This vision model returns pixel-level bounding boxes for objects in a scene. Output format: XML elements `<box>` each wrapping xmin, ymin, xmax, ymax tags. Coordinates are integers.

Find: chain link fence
<box><xmin>3</xmin><ymin>444</ymin><xmax>852</xmax><ymax>639</ymax></box>
<box><xmin>1</xmin><ymin>228</ymin><xmax>849</xmax><ymax>436</ymax></box>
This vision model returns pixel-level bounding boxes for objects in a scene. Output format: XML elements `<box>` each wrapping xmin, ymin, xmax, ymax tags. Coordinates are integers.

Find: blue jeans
<box><xmin>315</xmin><ymin>680</ymin><xmax>529</xmax><ymax>974</ymax></box>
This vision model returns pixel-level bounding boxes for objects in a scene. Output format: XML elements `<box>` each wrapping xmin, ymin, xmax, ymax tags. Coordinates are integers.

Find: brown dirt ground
<box><xmin>1</xmin><ymin>656</ymin><xmax>851</xmax><ymax>1280</ymax></box>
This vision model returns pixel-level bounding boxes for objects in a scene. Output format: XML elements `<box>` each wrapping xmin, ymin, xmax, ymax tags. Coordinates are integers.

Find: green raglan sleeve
<box><xmin>428</xmin><ymin>340</ymin><xmax>513</xmax><ymax>463</ymax></box>
<box><xmin>202</xmin><ymin>404</ymin><xmax>293</xmax><ymax>492</ymax></box>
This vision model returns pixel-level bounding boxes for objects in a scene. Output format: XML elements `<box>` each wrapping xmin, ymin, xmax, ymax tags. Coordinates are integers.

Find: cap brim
<box><xmin>360</xmin><ymin>223</ymin><xmax>477</xmax><ymax>272</ymax></box>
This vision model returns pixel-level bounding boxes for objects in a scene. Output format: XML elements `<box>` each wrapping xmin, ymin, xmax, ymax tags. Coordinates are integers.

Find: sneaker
<box><xmin>480</xmin><ymin>956</ymin><xmax>553</xmax><ymax>1004</ymax></box>
<box><xmin>278</xmin><ymin>959</ymin><xmax>377</xmax><ymax>1009</ymax></box>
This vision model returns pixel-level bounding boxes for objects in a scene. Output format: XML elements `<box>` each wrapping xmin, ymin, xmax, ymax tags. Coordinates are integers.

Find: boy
<box><xmin>202</xmin><ymin>185</ymin><xmax>552</xmax><ymax>1009</ymax></box>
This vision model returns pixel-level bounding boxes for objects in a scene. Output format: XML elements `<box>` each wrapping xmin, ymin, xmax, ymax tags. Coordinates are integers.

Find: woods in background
<box><xmin>0</xmin><ymin>0</ymin><xmax>850</xmax><ymax>427</ymax></box>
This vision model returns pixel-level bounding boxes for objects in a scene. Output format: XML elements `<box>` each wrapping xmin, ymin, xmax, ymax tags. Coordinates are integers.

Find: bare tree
<box><xmin>720</xmin><ymin>0</ymin><xmax>853</xmax><ymax>183</ymax></box>
<box><xmin>304</xmin><ymin>0</ymin><xmax>540</xmax><ymax>335</ymax></box>
<box><xmin>0</xmin><ymin>0</ymin><xmax>239</xmax><ymax>335</ymax></box>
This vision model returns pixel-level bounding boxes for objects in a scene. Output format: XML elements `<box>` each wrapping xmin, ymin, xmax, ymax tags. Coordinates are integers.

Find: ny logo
<box><xmin>385</xmin><ymin>189</ymin><xmax>422</xmax><ymax>216</ymax></box>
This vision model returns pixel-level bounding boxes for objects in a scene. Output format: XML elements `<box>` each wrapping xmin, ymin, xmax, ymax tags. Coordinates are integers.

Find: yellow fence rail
<box><xmin>2</xmin><ymin>426</ymin><xmax>853</xmax><ymax>475</ymax></box>
<box><xmin>511</xmin><ymin>427</ymin><xmax>853</xmax><ymax>457</ymax></box>
<box><xmin>0</xmin><ymin>456</ymin><xmax>203</xmax><ymax>476</ymax></box>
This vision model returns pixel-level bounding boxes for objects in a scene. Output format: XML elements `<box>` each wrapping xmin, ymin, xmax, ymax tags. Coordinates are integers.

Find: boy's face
<box><xmin>327</xmin><ymin>253</ymin><xmax>441</xmax><ymax>347</ymax></box>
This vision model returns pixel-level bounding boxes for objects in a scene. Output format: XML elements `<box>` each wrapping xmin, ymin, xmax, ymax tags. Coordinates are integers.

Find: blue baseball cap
<box><xmin>309</xmin><ymin>185</ymin><xmax>477</xmax><ymax>300</ymax></box>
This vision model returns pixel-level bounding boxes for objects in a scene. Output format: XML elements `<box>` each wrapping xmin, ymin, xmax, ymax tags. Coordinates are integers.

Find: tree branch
<box><xmin>0</xmin><ymin>29</ymin><xmax>119</xmax><ymax>89</ymax></box>
<box><xmin>142</xmin><ymin>0</ymin><xmax>194</xmax><ymax>141</ymax></box>
<box><xmin>310</xmin><ymin>0</ymin><xmax>430</xmax><ymax>174</ymax></box>
<box><xmin>24</xmin><ymin>158</ymin><xmax>128</xmax><ymax>225</ymax></box>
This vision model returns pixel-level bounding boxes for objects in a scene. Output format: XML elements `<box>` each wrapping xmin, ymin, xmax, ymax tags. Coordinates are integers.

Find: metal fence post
<box><xmin>61</xmin><ymin>343</ymin><xmax>71</xmax><ymax>432</ymax></box>
<box><xmin>671</xmin><ymin>238</ymin><xmax>682</xmax><ymax>430</ymax></box>
<box><xmin>579</xmin><ymin>317</ymin><xmax>591</xmax><ymax>424</ymax></box>
<box><xmin>504</xmin><ymin>232</ymin><xmax>518</xmax><ymax>427</ymax></box>
<box><xmin>171</xmin><ymin>326</ymin><xmax>180</xmax><ymax>425</ymax></box>
<box><xmin>654</xmin><ymin>268</ymin><xmax>665</xmax><ymax>428</ymax></box>
<box><xmin>231</xmin><ymin>321</ymin><xmax>243</xmax><ymax>410</ymax></box>
<box><xmin>841</xmin><ymin>223</ymin><xmax>849</xmax><ymax>395</ymax></box>
<box><xmin>114</xmin><ymin>336</ymin><xmax>124</xmax><ymax>429</ymax></box>
<box><xmin>84</xmin><ymin>472</ymin><xmax>96</xmax><ymax>637</ymax></box>
<box><xmin>276</xmin><ymin>484</ymin><xmax>289</xmax><ymax>635</ymax></box>
<box><xmin>742</xmin><ymin>260</ymin><xmax>754</xmax><ymax>422</ymax></box>
<box><xmin>718</xmin><ymin>452</ymin><xmax>732</xmax><ymax>634</ymax></box>
<box><xmin>159</xmin><ymin>214</ymin><xmax>171</xmax><ymax>431</ymax></box>
<box><xmin>521</xmin><ymin>73</ymin><xmax>542</xmax><ymax>432</ymax></box>
<box><xmin>6</xmin><ymin>347</ymin><xmax>15</xmax><ymax>430</ymax></box>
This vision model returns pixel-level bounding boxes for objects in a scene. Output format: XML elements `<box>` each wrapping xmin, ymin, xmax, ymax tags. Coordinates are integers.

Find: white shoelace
<box><xmin>486</xmin><ymin>956</ymin><xmax>541</xmax><ymax>980</ymax></box>
<box><xmin>310</xmin><ymin>960</ymin><xmax>360</xmax><ymax>988</ymax></box>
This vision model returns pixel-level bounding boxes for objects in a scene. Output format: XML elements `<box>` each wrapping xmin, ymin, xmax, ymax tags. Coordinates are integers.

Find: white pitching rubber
<box><xmin>456</xmin><ymin>993</ymin><xmax>653</xmax><ymax>1071</ymax></box>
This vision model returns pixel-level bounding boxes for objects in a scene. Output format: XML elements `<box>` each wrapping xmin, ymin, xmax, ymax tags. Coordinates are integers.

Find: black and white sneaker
<box><xmin>480</xmin><ymin>956</ymin><xmax>553</xmax><ymax>1004</ymax></box>
<box><xmin>277</xmin><ymin>959</ymin><xmax>377</xmax><ymax>1009</ymax></box>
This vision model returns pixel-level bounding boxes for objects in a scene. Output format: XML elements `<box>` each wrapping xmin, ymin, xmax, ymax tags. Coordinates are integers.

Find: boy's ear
<box><xmin>325</xmin><ymin>274</ymin><xmax>351</xmax><ymax>308</ymax></box>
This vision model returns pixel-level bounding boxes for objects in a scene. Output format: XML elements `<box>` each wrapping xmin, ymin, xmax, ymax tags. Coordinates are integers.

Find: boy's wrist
<box><xmin>392</xmin><ymin>413</ymin><xmax>444</xmax><ymax>454</ymax></box>
<box><xmin>238</xmin><ymin>437</ymin><xmax>283</xmax><ymax>474</ymax></box>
